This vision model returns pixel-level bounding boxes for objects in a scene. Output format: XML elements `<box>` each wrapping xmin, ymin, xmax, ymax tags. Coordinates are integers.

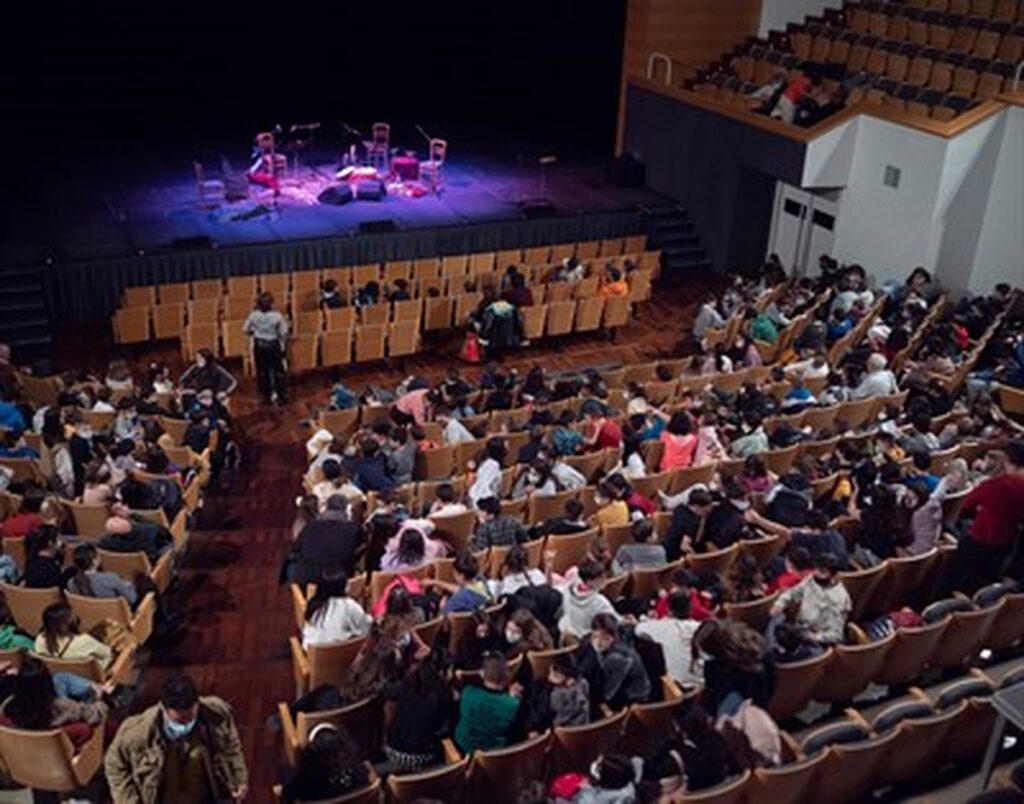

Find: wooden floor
<box><xmin>51</xmin><ymin>280</ymin><xmax>711</xmax><ymax>795</ymax></box>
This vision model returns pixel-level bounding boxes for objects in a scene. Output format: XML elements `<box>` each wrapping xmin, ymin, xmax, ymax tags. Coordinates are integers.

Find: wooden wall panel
<box><xmin>617</xmin><ymin>0</ymin><xmax>763</xmax><ymax>153</ymax></box>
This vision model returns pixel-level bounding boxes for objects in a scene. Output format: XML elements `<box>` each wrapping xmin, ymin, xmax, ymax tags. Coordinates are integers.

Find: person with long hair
<box><xmin>383</xmin><ymin>657</ymin><xmax>456</xmax><ymax>774</ymax></box>
<box><xmin>281</xmin><ymin>723</ymin><xmax>370</xmax><ymax>803</ymax></box>
<box><xmin>0</xmin><ymin>657</ymin><xmax>107</xmax><ymax>747</ymax></box>
<box><xmin>24</xmin><ymin>524</ymin><xmax>69</xmax><ymax>589</ymax></box>
<box><xmin>179</xmin><ymin>347</ymin><xmax>237</xmax><ymax>397</ymax></box>
<box><xmin>488</xmin><ymin>544</ymin><xmax>546</xmax><ymax>598</ymax></box>
<box><xmin>468</xmin><ymin>437</ymin><xmax>507</xmax><ymax>507</ymax></box>
<box><xmin>660</xmin><ymin>411</ymin><xmax>698</xmax><ymax>471</ymax></box>
<box><xmin>301</xmin><ymin>573</ymin><xmax>371</xmax><ymax>650</ymax></box>
<box><xmin>503</xmin><ymin>607</ymin><xmax>553</xmax><ymax>655</ymax></box>
<box><xmin>380</xmin><ymin>519</ymin><xmax>447</xmax><ymax>572</ymax></box>
<box><xmin>243</xmin><ymin>292</ymin><xmax>289</xmax><ymax>405</ymax></box>
<box><xmin>34</xmin><ymin>602</ymin><xmax>112</xmax><ymax>670</ymax></box>
<box><xmin>66</xmin><ymin>543</ymin><xmax>139</xmax><ymax>605</ymax></box>
<box><xmin>692</xmin><ymin>618</ymin><xmax>775</xmax><ymax>714</ymax></box>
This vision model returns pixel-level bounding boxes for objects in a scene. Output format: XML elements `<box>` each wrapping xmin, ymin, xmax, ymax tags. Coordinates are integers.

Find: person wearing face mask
<box><xmin>769</xmin><ymin>553</ymin><xmax>850</xmax><ymax>647</ymax></box>
<box><xmin>575</xmin><ymin>613</ymin><xmax>652</xmax><ymax>712</ymax></box>
<box><xmin>106</xmin><ymin>674</ymin><xmax>248</xmax><ymax>803</ymax></box>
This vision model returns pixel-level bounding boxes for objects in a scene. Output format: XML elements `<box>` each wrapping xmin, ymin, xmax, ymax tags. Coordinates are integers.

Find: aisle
<box><xmin>139</xmin><ymin>400</ymin><xmax>305</xmax><ymax>794</ymax></box>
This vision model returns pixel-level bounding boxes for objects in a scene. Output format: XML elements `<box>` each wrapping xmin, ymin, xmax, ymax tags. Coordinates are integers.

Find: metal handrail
<box><xmin>1013</xmin><ymin>61</ymin><xmax>1024</xmax><ymax>93</ymax></box>
<box><xmin>646</xmin><ymin>52</ymin><xmax>673</xmax><ymax>86</ymax></box>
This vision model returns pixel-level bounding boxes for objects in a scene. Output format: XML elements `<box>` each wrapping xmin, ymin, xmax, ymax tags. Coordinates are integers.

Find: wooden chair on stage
<box><xmin>420</xmin><ymin>138</ymin><xmax>448</xmax><ymax>193</ymax></box>
<box><xmin>193</xmin><ymin>161</ymin><xmax>225</xmax><ymax>207</ymax></box>
<box><xmin>365</xmin><ymin>123</ymin><xmax>391</xmax><ymax>172</ymax></box>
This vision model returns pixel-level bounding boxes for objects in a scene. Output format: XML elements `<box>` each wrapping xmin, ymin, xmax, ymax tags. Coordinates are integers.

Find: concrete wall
<box><xmin>759</xmin><ymin>0</ymin><xmax>845</xmax><ymax>37</ymax></box>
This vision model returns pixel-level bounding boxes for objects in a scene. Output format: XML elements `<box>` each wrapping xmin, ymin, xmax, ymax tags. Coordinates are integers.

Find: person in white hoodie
<box><xmin>301</xmin><ymin>573</ymin><xmax>371</xmax><ymax>650</ymax></box>
<box><xmin>556</xmin><ymin>559</ymin><xmax>619</xmax><ymax>641</ymax></box>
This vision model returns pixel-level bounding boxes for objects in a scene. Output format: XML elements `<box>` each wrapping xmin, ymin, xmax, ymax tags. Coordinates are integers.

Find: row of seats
<box><xmin>118</xmin><ymin>250</ymin><xmax>660</xmax><ymax>314</ymax></box>
<box><xmin>117</xmin><ymin>236</ymin><xmax>654</xmax><ymax>308</ymax></box>
<box><xmin>687</xmin><ymin>0</ymin><xmax>1024</xmax><ymax>126</ymax></box>
<box><xmin>896</xmin><ymin>0</ymin><xmax>1024</xmax><ymax>19</ymax></box>
<box><xmin>151</xmin><ymin>293</ymin><xmax>637</xmax><ymax>372</ymax></box>
<box><xmin>111</xmin><ymin>270</ymin><xmax>650</xmax><ymax>352</ymax></box>
<box><xmin>272</xmin><ymin>657</ymin><xmax>1023</xmax><ymax>804</ymax></box>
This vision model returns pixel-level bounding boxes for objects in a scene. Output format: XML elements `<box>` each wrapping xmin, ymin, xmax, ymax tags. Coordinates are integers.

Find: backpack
<box><xmin>510</xmin><ymin>584</ymin><xmax>563</xmax><ymax>635</ymax></box>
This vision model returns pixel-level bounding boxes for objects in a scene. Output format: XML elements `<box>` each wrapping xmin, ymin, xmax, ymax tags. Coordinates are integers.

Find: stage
<box><xmin>1</xmin><ymin>145</ymin><xmax>676</xmax><ymax>322</ymax></box>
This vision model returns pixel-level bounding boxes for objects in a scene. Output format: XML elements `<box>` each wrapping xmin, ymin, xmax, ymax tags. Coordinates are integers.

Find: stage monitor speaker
<box><xmin>519</xmin><ymin>199</ymin><xmax>557</xmax><ymax>219</ymax></box>
<box><xmin>360</xmin><ymin>219</ymin><xmax>396</xmax><ymax>234</ymax></box>
<box><xmin>612</xmin><ymin>153</ymin><xmax>646</xmax><ymax>187</ymax></box>
<box><xmin>171</xmin><ymin>235</ymin><xmax>213</xmax><ymax>251</ymax></box>
<box><xmin>318</xmin><ymin>184</ymin><xmax>354</xmax><ymax>205</ymax></box>
<box><xmin>355</xmin><ymin>179</ymin><xmax>386</xmax><ymax>201</ymax></box>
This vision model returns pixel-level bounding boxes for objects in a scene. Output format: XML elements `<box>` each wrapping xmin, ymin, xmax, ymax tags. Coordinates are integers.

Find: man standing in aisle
<box><xmin>105</xmin><ymin>674</ymin><xmax>248</xmax><ymax>803</ymax></box>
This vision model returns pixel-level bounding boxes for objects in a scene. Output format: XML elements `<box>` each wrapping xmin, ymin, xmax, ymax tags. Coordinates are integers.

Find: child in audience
<box><xmin>453</xmin><ymin>653</ymin><xmax>522</xmax><ymax>754</ymax></box>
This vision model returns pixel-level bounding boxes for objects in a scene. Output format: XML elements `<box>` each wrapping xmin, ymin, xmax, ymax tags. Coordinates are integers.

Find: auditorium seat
<box><xmin>289</xmin><ymin>635</ymin><xmax>367</xmax><ymax>697</ymax></box>
<box><xmin>869</xmin><ymin>699</ymin><xmax>961</xmax><ymax>786</ymax></box>
<box><xmin>388</xmin><ymin>322</ymin><xmax>420</xmax><ymax>358</ymax></box>
<box><xmin>392</xmin><ymin>298</ymin><xmax>421</xmax><ymax>324</ymax></box>
<box><xmin>544</xmin><ymin>529</ymin><xmax>598</xmax><ymax>575</ymax></box>
<box><xmin>386</xmin><ymin>755</ymin><xmax>470</xmax><ymax>804</ymax></box>
<box><xmin>724</xmin><ymin>593</ymin><xmax>779</xmax><ymax>634</ymax></box>
<box><xmin>448</xmin><ymin>731</ymin><xmax>551</xmax><ymax>804</ymax></box>
<box><xmin>182</xmin><ymin>322</ymin><xmax>219</xmax><ymax>360</ymax></box>
<box><xmin>920</xmin><ymin>675</ymin><xmax>997</xmax><ymax>763</ymax></box>
<box><xmin>752</xmin><ymin>752</ymin><xmax>826</xmax><ymax>804</ymax></box>
<box><xmin>286</xmin><ymin>333</ymin><xmax>319</xmax><ymax>372</ymax></box>
<box><xmin>424</xmin><ymin>296</ymin><xmax>454</xmax><ymax>331</ymax></box>
<box><xmin>685</xmin><ymin>543</ymin><xmax>739</xmax><ymax>577</ymax></box>
<box><xmin>226</xmin><ymin>275</ymin><xmax>257</xmax><ymax>297</ymax></box>
<box><xmin>112</xmin><ymin>307</ymin><xmax>150</xmax><ymax>344</ymax></box>
<box><xmin>259</xmin><ymin>273</ymin><xmax>290</xmax><ymax>299</ymax></box>
<box><xmin>151</xmin><ymin>301</ymin><xmax>185</xmax><ymax>341</ymax></box>
<box><xmin>814</xmin><ymin>632</ymin><xmax>895</xmax><ymax>704</ymax></box>
<box><xmin>279</xmin><ymin>696</ymin><xmax>378</xmax><ymax>767</ymax></box>
<box><xmin>158</xmin><ymin>282</ymin><xmax>190</xmax><ymax>304</ymax></box>
<box><xmin>0</xmin><ymin>583</ymin><xmax>62</xmax><ymax>634</ymax></box>
<box><xmin>0</xmin><ymin>721</ymin><xmax>106</xmax><ymax>795</ymax></box>
<box><xmin>549</xmin><ymin>709</ymin><xmax>627</xmax><ymax>777</ymax></box>
<box><xmin>925</xmin><ymin>597</ymin><xmax>1004</xmax><ymax>669</ymax></box>
<box><xmin>67</xmin><ymin>590</ymin><xmax>156</xmax><ymax>646</ymax></box>
<box><xmin>98</xmin><ymin>546</ymin><xmax>173</xmax><ymax>594</ymax></box>
<box><xmin>768</xmin><ymin>650</ymin><xmax>833</xmax><ymax>720</ymax></box>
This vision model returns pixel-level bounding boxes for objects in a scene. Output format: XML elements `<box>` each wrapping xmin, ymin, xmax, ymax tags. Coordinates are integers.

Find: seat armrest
<box><xmin>279</xmin><ymin>702</ymin><xmax>300</xmax><ymax>768</ymax></box>
<box><xmin>289</xmin><ymin>637</ymin><xmax>310</xmax><ymax>698</ymax></box>
<box><xmin>442</xmin><ymin>738</ymin><xmax>463</xmax><ymax>764</ymax></box>
<box><xmin>661</xmin><ymin>675</ymin><xmax>684</xmax><ymax>700</ymax></box>
<box><xmin>70</xmin><ymin>718</ymin><xmax>106</xmax><ymax>786</ymax></box>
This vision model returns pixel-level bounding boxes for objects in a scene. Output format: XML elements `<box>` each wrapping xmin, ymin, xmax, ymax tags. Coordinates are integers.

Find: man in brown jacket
<box><xmin>105</xmin><ymin>674</ymin><xmax>248</xmax><ymax>803</ymax></box>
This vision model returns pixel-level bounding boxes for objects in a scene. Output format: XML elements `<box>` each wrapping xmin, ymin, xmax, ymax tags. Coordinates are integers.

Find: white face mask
<box><xmin>162</xmin><ymin>710</ymin><xmax>197</xmax><ymax>741</ymax></box>
<box><xmin>504</xmin><ymin>627</ymin><xmax>522</xmax><ymax>645</ymax></box>
<box><xmin>732</xmin><ymin>500</ymin><xmax>751</xmax><ymax>511</ymax></box>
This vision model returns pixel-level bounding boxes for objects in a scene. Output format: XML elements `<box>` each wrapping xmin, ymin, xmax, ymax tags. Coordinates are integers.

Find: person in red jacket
<box><xmin>943</xmin><ymin>440</ymin><xmax>1024</xmax><ymax>593</ymax></box>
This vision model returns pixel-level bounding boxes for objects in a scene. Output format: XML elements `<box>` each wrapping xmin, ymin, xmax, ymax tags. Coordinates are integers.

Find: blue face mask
<box><xmin>162</xmin><ymin>712</ymin><xmax>197</xmax><ymax>741</ymax></box>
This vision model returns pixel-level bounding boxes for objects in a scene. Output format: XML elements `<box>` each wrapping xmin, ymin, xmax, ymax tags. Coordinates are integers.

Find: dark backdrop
<box><xmin>2</xmin><ymin>1</ymin><xmax>626</xmax><ymax>195</ymax></box>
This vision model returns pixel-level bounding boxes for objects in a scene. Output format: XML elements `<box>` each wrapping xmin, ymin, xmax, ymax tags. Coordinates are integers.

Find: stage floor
<box><xmin>1</xmin><ymin>152</ymin><xmax>668</xmax><ymax>266</ymax></box>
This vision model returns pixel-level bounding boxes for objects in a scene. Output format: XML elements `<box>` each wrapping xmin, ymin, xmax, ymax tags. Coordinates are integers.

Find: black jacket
<box><xmin>664</xmin><ymin>504</ymin><xmax>701</xmax><ymax>562</ymax></box>
<box><xmin>293</xmin><ymin>517</ymin><xmax>363</xmax><ymax>584</ymax></box>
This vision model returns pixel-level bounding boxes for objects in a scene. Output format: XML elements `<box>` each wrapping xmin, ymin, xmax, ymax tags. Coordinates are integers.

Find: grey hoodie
<box><xmin>558</xmin><ymin>580</ymin><xmax>619</xmax><ymax>639</ymax></box>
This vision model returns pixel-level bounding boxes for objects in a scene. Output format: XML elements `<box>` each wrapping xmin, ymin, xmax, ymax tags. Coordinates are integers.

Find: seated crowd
<box><xmin>0</xmin><ymin>255</ymin><xmax>1022</xmax><ymax>802</ymax></box>
<box><xmin>274</xmin><ymin>263</ymin><xmax>1024</xmax><ymax>800</ymax></box>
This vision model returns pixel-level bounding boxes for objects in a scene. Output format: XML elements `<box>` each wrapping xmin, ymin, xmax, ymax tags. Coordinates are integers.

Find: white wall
<box><xmin>964</xmin><ymin>106</ymin><xmax>1024</xmax><ymax>293</ymax></box>
<box><xmin>800</xmin><ymin>107</ymin><xmax>1024</xmax><ymax>295</ymax></box>
<box><xmin>828</xmin><ymin>117</ymin><xmax>948</xmax><ymax>287</ymax></box>
<box><xmin>758</xmin><ymin>0</ymin><xmax>845</xmax><ymax>37</ymax></box>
